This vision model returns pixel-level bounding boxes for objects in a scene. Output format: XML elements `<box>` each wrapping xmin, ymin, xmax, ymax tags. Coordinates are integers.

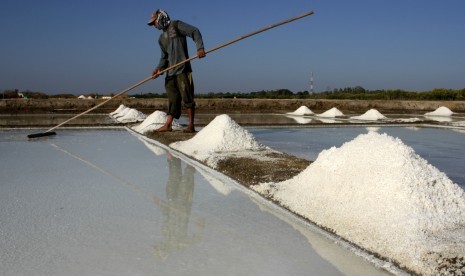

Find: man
<box><xmin>148</xmin><ymin>9</ymin><xmax>206</xmax><ymax>133</ymax></box>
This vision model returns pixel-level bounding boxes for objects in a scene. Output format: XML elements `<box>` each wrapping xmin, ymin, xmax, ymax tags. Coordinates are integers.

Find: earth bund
<box><xmin>2</xmin><ymin>98</ymin><xmax>465</xmax><ymax>115</ymax></box>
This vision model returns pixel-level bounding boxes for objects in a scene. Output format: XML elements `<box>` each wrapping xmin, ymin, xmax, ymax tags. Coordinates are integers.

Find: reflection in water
<box><xmin>248</xmin><ymin>196</ymin><xmax>397</xmax><ymax>275</ymax></box>
<box><xmin>315</xmin><ymin>118</ymin><xmax>338</xmax><ymax>124</ymax></box>
<box><xmin>0</xmin><ymin>114</ymin><xmax>116</xmax><ymax>127</ymax></box>
<box><xmin>424</xmin><ymin>115</ymin><xmax>453</xmax><ymax>122</ymax></box>
<box><xmin>154</xmin><ymin>153</ymin><xmax>204</xmax><ymax>260</ymax></box>
<box><xmin>285</xmin><ymin>115</ymin><xmax>312</xmax><ymax>124</ymax></box>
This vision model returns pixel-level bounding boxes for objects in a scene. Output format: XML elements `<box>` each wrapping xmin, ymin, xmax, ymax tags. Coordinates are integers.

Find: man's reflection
<box><xmin>154</xmin><ymin>152</ymin><xmax>204</xmax><ymax>259</ymax></box>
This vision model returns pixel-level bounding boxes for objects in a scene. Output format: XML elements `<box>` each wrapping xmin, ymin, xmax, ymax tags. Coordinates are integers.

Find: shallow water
<box><xmin>0</xmin><ymin>129</ymin><xmax>394</xmax><ymax>276</ymax></box>
<box><xmin>2</xmin><ymin>112</ymin><xmax>465</xmax><ymax>127</ymax></box>
<box><xmin>2</xmin><ymin>113</ymin><xmax>464</xmax><ymax>275</ymax></box>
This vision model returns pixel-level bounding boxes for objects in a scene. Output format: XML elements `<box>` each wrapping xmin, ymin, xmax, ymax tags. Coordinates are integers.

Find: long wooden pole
<box><xmin>33</xmin><ymin>10</ymin><xmax>314</xmax><ymax>136</ymax></box>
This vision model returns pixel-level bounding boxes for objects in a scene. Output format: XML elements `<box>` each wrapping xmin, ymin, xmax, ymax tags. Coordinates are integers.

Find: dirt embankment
<box><xmin>2</xmin><ymin>98</ymin><xmax>465</xmax><ymax>114</ymax></box>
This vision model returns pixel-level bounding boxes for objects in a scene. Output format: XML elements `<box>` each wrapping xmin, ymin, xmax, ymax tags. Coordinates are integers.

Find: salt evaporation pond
<box><xmin>161</xmin><ymin>113</ymin><xmax>464</xmax><ymax>274</ymax></box>
<box><xmin>0</xmin><ymin>129</ymin><xmax>394</xmax><ymax>276</ymax></box>
<box><xmin>132</xmin><ymin>108</ymin><xmax>465</xmax><ymax>274</ymax></box>
<box><xmin>1</xmin><ymin>106</ymin><xmax>463</xmax><ymax>271</ymax></box>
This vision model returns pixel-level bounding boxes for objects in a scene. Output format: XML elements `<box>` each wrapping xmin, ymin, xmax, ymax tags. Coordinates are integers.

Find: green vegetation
<box><xmin>2</xmin><ymin>87</ymin><xmax>465</xmax><ymax>101</ymax></box>
<box><xmin>196</xmin><ymin>87</ymin><xmax>465</xmax><ymax>101</ymax></box>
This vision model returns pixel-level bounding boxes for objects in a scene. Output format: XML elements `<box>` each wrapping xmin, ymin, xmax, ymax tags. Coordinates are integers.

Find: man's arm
<box><xmin>153</xmin><ymin>39</ymin><xmax>169</xmax><ymax>78</ymax></box>
<box><xmin>177</xmin><ymin>21</ymin><xmax>205</xmax><ymax>57</ymax></box>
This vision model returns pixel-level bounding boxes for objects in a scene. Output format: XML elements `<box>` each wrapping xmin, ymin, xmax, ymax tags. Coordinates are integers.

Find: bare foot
<box><xmin>183</xmin><ymin>126</ymin><xmax>196</xmax><ymax>133</ymax></box>
<box><xmin>155</xmin><ymin>125</ymin><xmax>172</xmax><ymax>132</ymax></box>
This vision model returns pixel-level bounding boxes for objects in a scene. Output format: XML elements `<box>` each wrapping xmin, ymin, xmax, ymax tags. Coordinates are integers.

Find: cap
<box><xmin>147</xmin><ymin>11</ymin><xmax>157</xmax><ymax>26</ymax></box>
<box><xmin>147</xmin><ymin>9</ymin><xmax>170</xmax><ymax>29</ymax></box>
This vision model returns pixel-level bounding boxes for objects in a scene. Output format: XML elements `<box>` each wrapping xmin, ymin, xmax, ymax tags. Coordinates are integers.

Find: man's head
<box><xmin>148</xmin><ymin>9</ymin><xmax>171</xmax><ymax>30</ymax></box>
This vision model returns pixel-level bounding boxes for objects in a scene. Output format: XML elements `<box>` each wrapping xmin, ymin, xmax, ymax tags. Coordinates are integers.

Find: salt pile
<box><xmin>110</xmin><ymin>104</ymin><xmax>126</xmax><ymax>116</ymax></box>
<box><xmin>253</xmin><ymin>132</ymin><xmax>465</xmax><ymax>275</ymax></box>
<box><xmin>317</xmin><ymin>107</ymin><xmax>344</xmax><ymax>118</ymax></box>
<box><xmin>425</xmin><ymin>106</ymin><xmax>454</xmax><ymax>116</ymax></box>
<box><xmin>132</xmin><ymin>110</ymin><xmax>182</xmax><ymax>133</ymax></box>
<box><xmin>117</xmin><ymin>108</ymin><xmax>147</xmax><ymax>123</ymax></box>
<box><xmin>170</xmin><ymin>114</ymin><xmax>268</xmax><ymax>168</ymax></box>
<box><xmin>110</xmin><ymin>105</ymin><xmax>147</xmax><ymax>123</ymax></box>
<box><xmin>286</xmin><ymin>106</ymin><xmax>314</xmax><ymax>115</ymax></box>
<box><xmin>350</xmin><ymin>109</ymin><xmax>387</xmax><ymax>121</ymax></box>
<box><xmin>111</xmin><ymin>105</ymin><xmax>135</xmax><ymax>119</ymax></box>
<box><xmin>111</xmin><ymin>105</ymin><xmax>131</xmax><ymax>118</ymax></box>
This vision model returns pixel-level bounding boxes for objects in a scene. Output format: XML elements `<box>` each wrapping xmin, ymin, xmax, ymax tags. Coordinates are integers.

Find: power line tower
<box><xmin>310</xmin><ymin>72</ymin><xmax>314</xmax><ymax>93</ymax></box>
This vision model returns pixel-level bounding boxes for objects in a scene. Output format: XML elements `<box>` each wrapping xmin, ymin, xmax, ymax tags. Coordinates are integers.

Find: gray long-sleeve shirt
<box><xmin>156</xmin><ymin>20</ymin><xmax>205</xmax><ymax>77</ymax></box>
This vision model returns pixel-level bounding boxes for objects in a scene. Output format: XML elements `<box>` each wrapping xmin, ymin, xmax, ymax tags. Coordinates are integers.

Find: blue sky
<box><xmin>1</xmin><ymin>0</ymin><xmax>464</xmax><ymax>95</ymax></box>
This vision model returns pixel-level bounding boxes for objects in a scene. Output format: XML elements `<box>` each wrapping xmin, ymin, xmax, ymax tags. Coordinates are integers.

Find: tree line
<box><xmin>2</xmin><ymin>87</ymin><xmax>465</xmax><ymax>101</ymax></box>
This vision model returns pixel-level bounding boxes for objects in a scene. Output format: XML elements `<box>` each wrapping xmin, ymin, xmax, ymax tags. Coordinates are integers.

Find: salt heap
<box><xmin>170</xmin><ymin>114</ymin><xmax>268</xmax><ymax>168</ymax></box>
<box><xmin>117</xmin><ymin>108</ymin><xmax>147</xmax><ymax>123</ymax></box>
<box><xmin>109</xmin><ymin>105</ymin><xmax>146</xmax><ymax>123</ymax></box>
<box><xmin>132</xmin><ymin>111</ymin><xmax>182</xmax><ymax>133</ymax></box>
<box><xmin>286</xmin><ymin>106</ymin><xmax>314</xmax><ymax>115</ymax></box>
<box><xmin>350</xmin><ymin>108</ymin><xmax>387</xmax><ymax>121</ymax></box>
<box><xmin>110</xmin><ymin>105</ymin><xmax>130</xmax><ymax>118</ymax></box>
<box><xmin>253</xmin><ymin>132</ymin><xmax>465</xmax><ymax>275</ymax></box>
<box><xmin>110</xmin><ymin>104</ymin><xmax>126</xmax><ymax>116</ymax></box>
<box><xmin>425</xmin><ymin>106</ymin><xmax>454</xmax><ymax>117</ymax></box>
<box><xmin>317</xmin><ymin>107</ymin><xmax>344</xmax><ymax>118</ymax></box>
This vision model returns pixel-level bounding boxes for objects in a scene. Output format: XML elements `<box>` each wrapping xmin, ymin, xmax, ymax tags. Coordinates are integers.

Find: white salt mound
<box><xmin>425</xmin><ymin>106</ymin><xmax>454</xmax><ymax>116</ymax></box>
<box><xmin>317</xmin><ymin>107</ymin><xmax>344</xmax><ymax>118</ymax></box>
<box><xmin>109</xmin><ymin>105</ymin><xmax>147</xmax><ymax>123</ymax></box>
<box><xmin>286</xmin><ymin>106</ymin><xmax>314</xmax><ymax>115</ymax></box>
<box><xmin>110</xmin><ymin>104</ymin><xmax>126</xmax><ymax>116</ymax></box>
<box><xmin>133</xmin><ymin>110</ymin><xmax>167</xmax><ymax>133</ymax></box>
<box><xmin>117</xmin><ymin>108</ymin><xmax>147</xmax><ymax>123</ymax></box>
<box><xmin>132</xmin><ymin>111</ymin><xmax>180</xmax><ymax>133</ymax></box>
<box><xmin>253</xmin><ymin>132</ymin><xmax>465</xmax><ymax>275</ymax></box>
<box><xmin>350</xmin><ymin>109</ymin><xmax>387</xmax><ymax>121</ymax></box>
<box><xmin>113</xmin><ymin>106</ymin><xmax>131</xmax><ymax>119</ymax></box>
<box><xmin>132</xmin><ymin>111</ymin><xmax>184</xmax><ymax>133</ymax></box>
<box><xmin>170</xmin><ymin>114</ymin><xmax>267</xmax><ymax>167</ymax></box>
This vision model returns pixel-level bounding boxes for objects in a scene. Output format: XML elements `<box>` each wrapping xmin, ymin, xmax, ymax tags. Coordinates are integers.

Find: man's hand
<box><xmin>197</xmin><ymin>49</ymin><xmax>206</xmax><ymax>59</ymax></box>
<box><xmin>152</xmin><ymin>69</ymin><xmax>161</xmax><ymax>79</ymax></box>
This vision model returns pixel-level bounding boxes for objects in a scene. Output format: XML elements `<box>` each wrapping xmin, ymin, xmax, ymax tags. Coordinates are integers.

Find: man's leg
<box><xmin>156</xmin><ymin>76</ymin><xmax>181</xmax><ymax>132</ymax></box>
<box><xmin>156</xmin><ymin>114</ymin><xmax>173</xmax><ymax>132</ymax></box>
<box><xmin>178</xmin><ymin>72</ymin><xmax>196</xmax><ymax>133</ymax></box>
<box><xmin>185</xmin><ymin>107</ymin><xmax>195</xmax><ymax>133</ymax></box>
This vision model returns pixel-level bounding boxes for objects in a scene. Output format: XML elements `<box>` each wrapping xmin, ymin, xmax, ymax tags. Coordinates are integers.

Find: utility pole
<box><xmin>310</xmin><ymin>72</ymin><xmax>314</xmax><ymax>94</ymax></box>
